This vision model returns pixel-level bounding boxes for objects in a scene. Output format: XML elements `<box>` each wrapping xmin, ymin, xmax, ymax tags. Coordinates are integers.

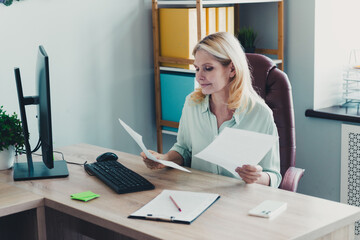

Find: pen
<box><xmin>169</xmin><ymin>195</ymin><xmax>182</xmax><ymax>212</ymax></box>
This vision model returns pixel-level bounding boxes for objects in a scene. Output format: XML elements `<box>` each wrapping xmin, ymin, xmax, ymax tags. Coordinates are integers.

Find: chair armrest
<box><xmin>279</xmin><ymin>167</ymin><xmax>305</xmax><ymax>192</ymax></box>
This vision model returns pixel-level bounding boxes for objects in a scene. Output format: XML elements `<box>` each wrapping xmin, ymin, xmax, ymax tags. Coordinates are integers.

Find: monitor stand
<box><xmin>13</xmin><ymin>160</ymin><xmax>69</xmax><ymax>181</ymax></box>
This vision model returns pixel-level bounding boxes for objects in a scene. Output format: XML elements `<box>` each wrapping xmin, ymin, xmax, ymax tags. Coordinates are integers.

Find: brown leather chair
<box><xmin>246</xmin><ymin>53</ymin><xmax>305</xmax><ymax>192</ymax></box>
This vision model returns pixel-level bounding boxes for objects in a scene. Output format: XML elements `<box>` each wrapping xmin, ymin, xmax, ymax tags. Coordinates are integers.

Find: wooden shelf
<box><xmin>160</xmin><ymin>59</ymin><xmax>282</xmax><ymax>74</ymax></box>
<box><xmin>162</xmin><ymin>129</ymin><xmax>178</xmax><ymax>136</ymax></box>
<box><xmin>272</xmin><ymin>59</ymin><xmax>282</xmax><ymax>65</ymax></box>
<box><xmin>160</xmin><ymin>66</ymin><xmax>196</xmax><ymax>74</ymax></box>
<box><xmin>158</xmin><ymin>0</ymin><xmax>281</xmax><ymax>6</ymax></box>
<box><xmin>158</xmin><ymin>56</ymin><xmax>194</xmax><ymax>65</ymax></box>
<box><xmin>152</xmin><ymin>0</ymin><xmax>284</xmax><ymax>152</ymax></box>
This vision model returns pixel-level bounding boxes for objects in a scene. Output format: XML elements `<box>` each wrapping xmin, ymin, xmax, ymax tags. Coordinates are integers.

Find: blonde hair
<box><xmin>191</xmin><ymin>32</ymin><xmax>263</xmax><ymax>112</ymax></box>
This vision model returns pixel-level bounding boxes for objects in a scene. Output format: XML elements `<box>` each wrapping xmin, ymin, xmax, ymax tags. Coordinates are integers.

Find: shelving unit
<box><xmin>152</xmin><ymin>0</ymin><xmax>284</xmax><ymax>152</ymax></box>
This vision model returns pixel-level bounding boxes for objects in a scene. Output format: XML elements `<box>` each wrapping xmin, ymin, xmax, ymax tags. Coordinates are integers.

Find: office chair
<box><xmin>246</xmin><ymin>53</ymin><xmax>305</xmax><ymax>192</ymax></box>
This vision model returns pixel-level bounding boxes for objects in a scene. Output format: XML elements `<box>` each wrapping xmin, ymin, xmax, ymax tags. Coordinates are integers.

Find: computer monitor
<box><xmin>13</xmin><ymin>45</ymin><xmax>69</xmax><ymax>181</ymax></box>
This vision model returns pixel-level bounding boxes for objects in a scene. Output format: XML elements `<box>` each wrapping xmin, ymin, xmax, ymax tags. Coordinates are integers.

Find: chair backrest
<box><xmin>246</xmin><ymin>53</ymin><xmax>296</xmax><ymax>178</ymax></box>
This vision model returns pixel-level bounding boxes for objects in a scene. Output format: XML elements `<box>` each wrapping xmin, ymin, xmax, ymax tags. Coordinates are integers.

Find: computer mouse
<box><xmin>96</xmin><ymin>152</ymin><xmax>118</xmax><ymax>162</ymax></box>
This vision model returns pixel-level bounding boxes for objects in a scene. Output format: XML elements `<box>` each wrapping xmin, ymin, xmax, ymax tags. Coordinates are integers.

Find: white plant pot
<box><xmin>0</xmin><ymin>146</ymin><xmax>15</xmax><ymax>170</ymax></box>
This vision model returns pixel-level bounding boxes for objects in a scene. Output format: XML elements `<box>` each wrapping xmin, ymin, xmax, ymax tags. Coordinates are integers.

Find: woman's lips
<box><xmin>200</xmin><ymin>83</ymin><xmax>211</xmax><ymax>88</ymax></box>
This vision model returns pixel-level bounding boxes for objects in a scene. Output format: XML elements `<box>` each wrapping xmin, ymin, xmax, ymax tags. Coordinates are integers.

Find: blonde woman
<box><xmin>142</xmin><ymin>32</ymin><xmax>281</xmax><ymax>187</ymax></box>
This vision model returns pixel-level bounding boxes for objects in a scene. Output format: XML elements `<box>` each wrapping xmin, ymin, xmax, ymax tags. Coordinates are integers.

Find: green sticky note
<box><xmin>71</xmin><ymin>191</ymin><xmax>100</xmax><ymax>202</ymax></box>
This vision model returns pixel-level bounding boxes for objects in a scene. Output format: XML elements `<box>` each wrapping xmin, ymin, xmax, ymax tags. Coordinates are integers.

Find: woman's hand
<box><xmin>140</xmin><ymin>150</ymin><xmax>166</xmax><ymax>170</ymax></box>
<box><xmin>235</xmin><ymin>165</ymin><xmax>270</xmax><ymax>186</ymax></box>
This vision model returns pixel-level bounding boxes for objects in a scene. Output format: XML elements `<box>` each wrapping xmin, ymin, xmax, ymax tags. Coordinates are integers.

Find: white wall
<box><xmin>0</xmin><ymin>0</ymin><xmax>157</xmax><ymax>155</ymax></box>
<box><xmin>313</xmin><ymin>0</ymin><xmax>360</xmax><ymax>109</ymax></box>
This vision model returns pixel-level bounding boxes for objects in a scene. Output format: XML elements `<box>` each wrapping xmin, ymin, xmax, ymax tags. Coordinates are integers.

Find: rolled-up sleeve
<box><xmin>259</xmin><ymin>118</ymin><xmax>282</xmax><ymax>188</ymax></box>
<box><xmin>170</xmin><ymin>101</ymin><xmax>192</xmax><ymax>167</ymax></box>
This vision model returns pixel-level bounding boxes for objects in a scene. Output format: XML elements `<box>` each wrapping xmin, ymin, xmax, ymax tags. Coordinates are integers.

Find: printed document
<box><xmin>119</xmin><ymin>119</ymin><xmax>190</xmax><ymax>173</ymax></box>
<box><xmin>194</xmin><ymin>127</ymin><xmax>277</xmax><ymax>177</ymax></box>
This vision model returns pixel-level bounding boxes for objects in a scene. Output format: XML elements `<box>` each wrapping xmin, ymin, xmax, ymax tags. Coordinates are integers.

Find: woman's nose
<box><xmin>196</xmin><ymin>70</ymin><xmax>204</xmax><ymax>81</ymax></box>
<box><xmin>196</xmin><ymin>75</ymin><xmax>204</xmax><ymax>82</ymax></box>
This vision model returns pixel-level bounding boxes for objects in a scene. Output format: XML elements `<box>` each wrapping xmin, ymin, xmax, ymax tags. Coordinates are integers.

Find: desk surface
<box><xmin>1</xmin><ymin>143</ymin><xmax>360</xmax><ymax>240</ymax></box>
<box><xmin>0</xmin><ymin>182</ymin><xmax>43</xmax><ymax>218</ymax></box>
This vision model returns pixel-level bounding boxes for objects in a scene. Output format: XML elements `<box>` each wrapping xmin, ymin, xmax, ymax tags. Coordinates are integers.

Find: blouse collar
<box><xmin>200</xmin><ymin>95</ymin><xmax>243</xmax><ymax>124</ymax></box>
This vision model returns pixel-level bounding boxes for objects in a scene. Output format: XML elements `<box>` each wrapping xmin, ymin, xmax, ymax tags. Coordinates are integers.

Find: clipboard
<box><xmin>128</xmin><ymin>190</ymin><xmax>220</xmax><ymax>224</ymax></box>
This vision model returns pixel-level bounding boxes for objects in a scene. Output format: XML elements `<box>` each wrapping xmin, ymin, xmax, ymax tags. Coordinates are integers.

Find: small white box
<box><xmin>248</xmin><ymin>200</ymin><xmax>287</xmax><ymax>220</ymax></box>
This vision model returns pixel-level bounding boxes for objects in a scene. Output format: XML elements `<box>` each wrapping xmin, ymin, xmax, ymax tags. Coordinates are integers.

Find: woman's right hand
<box><xmin>140</xmin><ymin>150</ymin><xmax>166</xmax><ymax>170</ymax></box>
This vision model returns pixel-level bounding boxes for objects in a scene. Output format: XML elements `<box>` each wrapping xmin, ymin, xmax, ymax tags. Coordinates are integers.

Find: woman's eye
<box><xmin>195</xmin><ymin>68</ymin><xmax>199</xmax><ymax>72</ymax></box>
<box><xmin>205</xmin><ymin>66</ymin><xmax>213</xmax><ymax>71</ymax></box>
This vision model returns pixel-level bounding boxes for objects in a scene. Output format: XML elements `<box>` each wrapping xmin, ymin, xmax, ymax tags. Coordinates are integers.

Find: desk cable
<box><xmin>51</xmin><ymin>151</ymin><xmax>94</xmax><ymax>176</ymax></box>
<box><xmin>15</xmin><ymin>150</ymin><xmax>88</xmax><ymax>168</ymax></box>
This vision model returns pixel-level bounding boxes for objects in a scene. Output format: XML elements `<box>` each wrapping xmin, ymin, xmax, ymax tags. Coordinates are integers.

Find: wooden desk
<box><xmin>0</xmin><ymin>182</ymin><xmax>45</xmax><ymax>240</ymax></box>
<box><xmin>0</xmin><ymin>143</ymin><xmax>359</xmax><ymax>240</ymax></box>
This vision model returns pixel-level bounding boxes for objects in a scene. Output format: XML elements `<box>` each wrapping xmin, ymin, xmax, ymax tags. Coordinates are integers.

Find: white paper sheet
<box><xmin>118</xmin><ymin>119</ymin><xmax>191</xmax><ymax>173</ymax></box>
<box><xmin>129</xmin><ymin>190</ymin><xmax>220</xmax><ymax>223</ymax></box>
<box><xmin>194</xmin><ymin>127</ymin><xmax>277</xmax><ymax>177</ymax></box>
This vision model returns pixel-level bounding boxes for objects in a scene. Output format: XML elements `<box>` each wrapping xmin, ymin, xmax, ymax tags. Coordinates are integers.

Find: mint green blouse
<box><xmin>170</xmin><ymin>94</ymin><xmax>282</xmax><ymax>188</ymax></box>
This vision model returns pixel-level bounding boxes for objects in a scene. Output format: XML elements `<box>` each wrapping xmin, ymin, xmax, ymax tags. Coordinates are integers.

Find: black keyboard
<box><xmin>84</xmin><ymin>160</ymin><xmax>155</xmax><ymax>194</ymax></box>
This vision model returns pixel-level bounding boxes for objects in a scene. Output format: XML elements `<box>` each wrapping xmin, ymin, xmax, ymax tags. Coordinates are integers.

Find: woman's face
<box><xmin>193</xmin><ymin>50</ymin><xmax>234</xmax><ymax>96</ymax></box>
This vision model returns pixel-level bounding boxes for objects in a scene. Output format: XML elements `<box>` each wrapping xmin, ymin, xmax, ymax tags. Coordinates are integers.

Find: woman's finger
<box><xmin>238</xmin><ymin>172</ymin><xmax>260</xmax><ymax>180</ymax></box>
<box><xmin>241</xmin><ymin>165</ymin><xmax>262</xmax><ymax>172</ymax></box>
<box><xmin>239</xmin><ymin>174</ymin><xmax>257</xmax><ymax>183</ymax></box>
<box><xmin>236</xmin><ymin>167</ymin><xmax>262</xmax><ymax>183</ymax></box>
<box><xmin>236</xmin><ymin>167</ymin><xmax>261</xmax><ymax>177</ymax></box>
<box><xmin>143</xmin><ymin>158</ymin><xmax>165</xmax><ymax>170</ymax></box>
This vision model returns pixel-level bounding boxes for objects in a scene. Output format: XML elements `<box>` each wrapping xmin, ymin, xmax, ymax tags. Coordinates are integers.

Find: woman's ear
<box><xmin>229</xmin><ymin>62</ymin><xmax>236</xmax><ymax>78</ymax></box>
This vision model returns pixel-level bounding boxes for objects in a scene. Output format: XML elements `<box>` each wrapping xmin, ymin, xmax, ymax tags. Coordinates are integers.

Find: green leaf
<box><xmin>3</xmin><ymin>0</ymin><xmax>13</xmax><ymax>6</ymax></box>
<box><xmin>236</xmin><ymin>26</ymin><xmax>257</xmax><ymax>49</ymax></box>
<box><xmin>0</xmin><ymin>106</ymin><xmax>24</xmax><ymax>152</ymax></box>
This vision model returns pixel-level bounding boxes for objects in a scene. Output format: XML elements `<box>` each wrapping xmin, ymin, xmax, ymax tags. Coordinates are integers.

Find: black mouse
<box><xmin>96</xmin><ymin>152</ymin><xmax>118</xmax><ymax>162</ymax></box>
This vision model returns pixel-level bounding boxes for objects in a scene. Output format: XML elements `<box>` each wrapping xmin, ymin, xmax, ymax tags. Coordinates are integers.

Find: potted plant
<box><xmin>236</xmin><ymin>26</ymin><xmax>258</xmax><ymax>53</ymax></box>
<box><xmin>0</xmin><ymin>0</ymin><xmax>20</xmax><ymax>6</ymax></box>
<box><xmin>0</xmin><ymin>106</ymin><xmax>24</xmax><ymax>170</ymax></box>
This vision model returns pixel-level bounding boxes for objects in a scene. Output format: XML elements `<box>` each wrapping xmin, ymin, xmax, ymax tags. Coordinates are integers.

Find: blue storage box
<box><xmin>160</xmin><ymin>70</ymin><xmax>196</xmax><ymax>132</ymax></box>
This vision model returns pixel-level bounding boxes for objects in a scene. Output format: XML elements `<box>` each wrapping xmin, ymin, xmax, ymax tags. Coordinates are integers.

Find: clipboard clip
<box><xmin>146</xmin><ymin>214</ymin><xmax>175</xmax><ymax>222</ymax></box>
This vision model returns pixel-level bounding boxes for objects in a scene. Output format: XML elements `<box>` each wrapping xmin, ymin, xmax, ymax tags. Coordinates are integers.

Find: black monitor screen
<box><xmin>36</xmin><ymin>46</ymin><xmax>53</xmax><ymax>169</ymax></box>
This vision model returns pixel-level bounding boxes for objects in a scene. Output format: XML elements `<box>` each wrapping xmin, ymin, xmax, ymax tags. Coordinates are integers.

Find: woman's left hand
<box><xmin>235</xmin><ymin>165</ymin><xmax>264</xmax><ymax>184</ymax></box>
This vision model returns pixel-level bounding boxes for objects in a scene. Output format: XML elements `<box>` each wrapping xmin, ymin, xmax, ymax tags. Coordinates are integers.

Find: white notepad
<box><xmin>129</xmin><ymin>190</ymin><xmax>220</xmax><ymax>224</ymax></box>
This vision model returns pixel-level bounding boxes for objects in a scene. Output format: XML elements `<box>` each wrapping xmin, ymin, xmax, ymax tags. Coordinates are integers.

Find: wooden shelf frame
<box><xmin>152</xmin><ymin>0</ymin><xmax>284</xmax><ymax>152</ymax></box>
<box><xmin>157</xmin><ymin>0</ymin><xmax>281</xmax><ymax>6</ymax></box>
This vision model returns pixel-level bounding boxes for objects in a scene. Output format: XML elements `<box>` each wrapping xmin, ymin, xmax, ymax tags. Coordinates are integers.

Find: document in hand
<box><xmin>194</xmin><ymin>127</ymin><xmax>278</xmax><ymax>177</ymax></box>
<box><xmin>128</xmin><ymin>190</ymin><xmax>220</xmax><ymax>224</ymax></box>
<box><xmin>118</xmin><ymin>119</ymin><xmax>190</xmax><ymax>173</ymax></box>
